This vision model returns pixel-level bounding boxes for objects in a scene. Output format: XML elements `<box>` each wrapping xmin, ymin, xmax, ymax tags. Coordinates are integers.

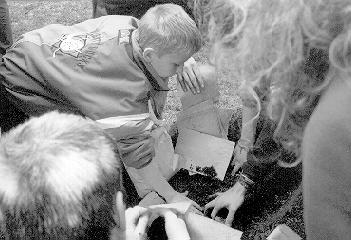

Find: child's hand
<box><xmin>111</xmin><ymin>192</ymin><xmax>150</xmax><ymax>240</ymax></box>
<box><xmin>150</xmin><ymin>208</ymin><xmax>190</xmax><ymax>240</ymax></box>
<box><xmin>167</xmin><ymin>191</ymin><xmax>203</xmax><ymax>215</ymax></box>
<box><xmin>177</xmin><ymin>57</ymin><xmax>204</xmax><ymax>94</ymax></box>
<box><xmin>112</xmin><ymin>192</ymin><xmax>191</xmax><ymax>240</ymax></box>
<box><xmin>204</xmin><ymin>182</ymin><xmax>246</xmax><ymax>226</ymax></box>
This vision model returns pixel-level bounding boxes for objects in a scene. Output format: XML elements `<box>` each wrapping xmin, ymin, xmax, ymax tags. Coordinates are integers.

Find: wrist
<box><xmin>232</xmin><ymin>181</ymin><xmax>247</xmax><ymax>196</ymax></box>
<box><xmin>162</xmin><ymin>190</ymin><xmax>179</xmax><ymax>203</ymax></box>
<box><xmin>235</xmin><ymin>172</ymin><xmax>254</xmax><ymax>189</ymax></box>
<box><xmin>237</xmin><ymin>138</ymin><xmax>253</xmax><ymax>152</ymax></box>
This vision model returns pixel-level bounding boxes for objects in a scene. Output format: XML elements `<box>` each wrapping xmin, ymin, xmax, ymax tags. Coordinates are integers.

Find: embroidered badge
<box><xmin>117</xmin><ymin>29</ymin><xmax>132</xmax><ymax>45</ymax></box>
<box><xmin>50</xmin><ymin>32</ymin><xmax>101</xmax><ymax>67</ymax></box>
<box><xmin>52</xmin><ymin>33</ymin><xmax>88</xmax><ymax>58</ymax></box>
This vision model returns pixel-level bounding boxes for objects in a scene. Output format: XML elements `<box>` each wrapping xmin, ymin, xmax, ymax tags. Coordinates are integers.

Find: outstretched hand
<box><xmin>177</xmin><ymin>57</ymin><xmax>204</xmax><ymax>94</ymax></box>
<box><xmin>204</xmin><ymin>182</ymin><xmax>246</xmax><ymax>226</ymax></box>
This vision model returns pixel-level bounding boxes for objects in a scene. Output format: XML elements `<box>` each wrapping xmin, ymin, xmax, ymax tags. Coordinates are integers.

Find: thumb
<box><xmin>164</xmin><ymin>213</ymin><xmax>190</xmax><ymax>240</ymax></box>
<box><xmin>180</xmin><ymin>191</ymin><xmax>189</xmax><ymax>196</ymax></box>
<box><xmin>232</xmin><ymin>164</ymin><xmax>241</xmax><ymax>176</ymax></box>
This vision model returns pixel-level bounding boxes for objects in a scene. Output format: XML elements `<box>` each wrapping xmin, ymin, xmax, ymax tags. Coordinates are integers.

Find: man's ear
<box><xmin>142</xmin><ymin>48</ymin><xmax>156</xmax><ymax>63</ymax></box>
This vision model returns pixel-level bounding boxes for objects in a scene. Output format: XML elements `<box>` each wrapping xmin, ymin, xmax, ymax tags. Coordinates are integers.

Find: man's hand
<box><xmin>204</xmin><ymin>182</ymin><xmax>246</xmax><ymax>226</ymax></box>
<box><xmin>231</xmin><ymin>144</ymin><xmax>248</xmax><ymax>175</ymax></box>
<box><xmin>167</xmin><ymin>191</ymin><xmax>204</xmax><ymax>215</ymax></box>
<box><xmin>112</xmin><ymin>192</ymin><xmax>150</xmax><ymax>240</ymax></box>
<box><xmin>150</xmin><ymin>208</ymin><xmax>190</xmax><ymax>240</ymax></box>
<box><xmin>112</xmin><ymin>192</ymin><xmax>191</xmax><ymax>240</ymax></box>
<box><xmin>177</xmin><ymin>57</ymin><xmax>204</xmax><ymax>94</ymax></box>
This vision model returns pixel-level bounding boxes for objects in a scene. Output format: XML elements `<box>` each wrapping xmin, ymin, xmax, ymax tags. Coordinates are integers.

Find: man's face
<box><xmin>148</xmin><ymin>51</ymin><xmax>193</xmax><ymax>78</ymax></box>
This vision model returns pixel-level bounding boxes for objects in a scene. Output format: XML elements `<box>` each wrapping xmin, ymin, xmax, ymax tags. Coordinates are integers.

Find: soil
<box><xmin>123</xmin><ymin>119</ymin><xmax>305</xmax><ymax>239</ymax></box>
<box><xmin>195</xmin><ymin>165</ymin><xmax>217</xmax><ymax>178</ymax></box>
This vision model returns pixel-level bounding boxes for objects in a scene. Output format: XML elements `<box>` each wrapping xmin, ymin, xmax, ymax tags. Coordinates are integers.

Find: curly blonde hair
<box><xmin>199</xmin><ymin>0</ymin><xmax>351</xmax><ymax>162</ymax></box>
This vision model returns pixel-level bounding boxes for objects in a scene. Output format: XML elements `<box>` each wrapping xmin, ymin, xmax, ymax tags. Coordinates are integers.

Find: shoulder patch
<box><xmin>52</xmin><ymin>33</ymin><xmax>88</xmax><ymax>58</ymax></box>
<box><xmin>49</xmin><ymin>32</ymin><xmax>101</xmax><ymax>67</ymax></box>
<box><xmin>117</xmin><ymin>29</ymin><xmax>132</xmax><ymax>45</ymax></box>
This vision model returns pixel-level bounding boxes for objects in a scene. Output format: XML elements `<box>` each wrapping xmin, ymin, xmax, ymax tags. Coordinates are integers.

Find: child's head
<box><xmin>203</xmin><ymin>0</ymin><xmax>351</xmax><ymax>156</ymax></box>
<box><xmin>0</xmin><ymin>111</ymin><xmax>122</xmax><ymax>239</ymax></box>
<box><xmin>138</xmin><ymin>3</ymin><xmax>202</xmax><ymax>78</ymax></box>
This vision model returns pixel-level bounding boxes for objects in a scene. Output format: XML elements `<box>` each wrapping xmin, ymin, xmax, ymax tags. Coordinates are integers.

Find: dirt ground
<box><xmin>124</xmin><ymin>114</ymin><xmax>305</xmax><ymax>239</ymax></box>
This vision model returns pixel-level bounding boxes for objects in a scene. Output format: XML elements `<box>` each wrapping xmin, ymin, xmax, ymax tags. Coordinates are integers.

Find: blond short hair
<box><xmin>138</xmin><ymin>3</ymin><xmax>202</xmax><ymax>56</ymax></box>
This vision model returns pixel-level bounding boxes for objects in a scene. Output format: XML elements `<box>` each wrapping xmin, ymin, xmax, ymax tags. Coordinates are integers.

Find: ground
<box><xmin>7</xmin><ymin>0</ymin><xmax>305</xmax><ymax>239</ymax></box>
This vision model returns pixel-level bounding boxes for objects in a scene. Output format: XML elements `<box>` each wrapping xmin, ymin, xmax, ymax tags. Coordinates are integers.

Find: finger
<box><xmin>191</xmin><ymin>201</ymin><xmax>203</xmax><ymax>212</ymax></box>
<box><xmin>182</xmin><ymin>72</ymin><xmax>196</xmax><ymax>94</ymax></box>
<box><xmin>177</xmin><ymin>72</ymin><xmax>187</xmax><ymax>92</ymax></box>
<box><xmin>232</xmin><ymin>163</ymin><xmax>241</xmax><ymax>175</ymax></box>
<box><xmin>190</xmin><ymin>206</ymin><xmax>204</xmax><ymax>216</ymax></box>
<box><xmin>185</xmin><ymin>67</ymin><xmax>200</xmax><ymax>93</ymax></box>
<box><xmin>146</xmin><ymin>212</ymin><xmax>159</xmax><ymax>227</ymax></box>
<box><xmin>116</xmin><ymin>191</ymin><xmax>126</xmax><ymax>231</ymax></box>
<box><xmin>232</xmin><ymin>166</ymin><xmax>239</xmax><ymax>176</ymax></box>
<box><xmin>225</xmin><ymin>209</ymin><xmax>235</xmax><ymax>226</ymax></box>
<box><xmin>151</xmin><ymin>207</ymin><xmax>177</xmax><ymax>218</ymax></box>
<box><xmin>176</xmin><ymin>217</ymin><xmax>187</xmax><ymax>230</ymax></box>
<box><xmin>210</xmin><ymin>205</ymin><xmax>220</xmax><ymax>219</ymax></box>
<box><xmin>149</xmin><ymin>208</ymin><xmax>183</xmax><ymax>226</ymax></box>
<box><xmin>192</xmin><ymin>64</ymin><xmax>204</xmax><ymax>89</ymax></box>
<box><xmin>135</xmin><ymin>213</ymin><xmax>150</xmax><ymax>235</ymax></box>
<box><xmin>204</xmin><ymin>199</ymin><xmax>215</xmax><ymax>212</ymax></box>
<box><xmin>125</xmin><ymin>206</ymin><xmax>148</xmax><ymax>229</ymax></box>
<box><xmin>180</xmin><ymin>190</ymin><xmax>189</xmax><ymax>196</ymax></box>
<box><xmin>208</xmin><ymin>192</ymin><xmax>222</xmax><ymax>199</ymax></box>
<box><xmin>230</xmin><ymin>153</ymin><xmax>237</xmax><ymax>167</ymax></box>
<box><xmin>165</xmin><ymin>217</ymin><xmax>191</xmax><ymax>240</ymax></box>
<box><xmin>145</xmin><ymin>208</ymin><xmax>165</xmax><ymax>226</ymax></box>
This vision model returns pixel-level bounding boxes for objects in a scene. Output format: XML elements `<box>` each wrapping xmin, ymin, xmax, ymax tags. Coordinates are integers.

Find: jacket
<box><xmin>0</xmin><ymin>15</ymin><xmax>169</xmax><ymax>168</ymax></box>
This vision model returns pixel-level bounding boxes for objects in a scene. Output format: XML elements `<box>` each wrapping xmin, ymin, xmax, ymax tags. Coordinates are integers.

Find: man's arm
<box><xmin>138</xmin><ymin>160</ymin><xmax>179</xmax><ymax>202</ymax></box>
<box><xmin>231</xmin><ymin>83</ymin><xmax>258</xmax><ymax>174</ymax></box>
<box><xmin>138</xmin><ymin>160</ymin><xmax>203</xmax><ymax>213</ymax></box>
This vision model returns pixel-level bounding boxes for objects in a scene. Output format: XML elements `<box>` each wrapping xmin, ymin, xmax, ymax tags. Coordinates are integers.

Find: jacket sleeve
<box><xmin>241</xmin><ymin>114</ymin><xmax>283</xmax><ymax>182</ymax></box>
<box><xmin>96</xmin><ymin>114</ymin><xmax>156</xmax><ymax>169</ymax></box>
<box><xmin>0</xmin><ymin>41</ymin><xmax>78</xmax><ymax>116</ymax></box>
